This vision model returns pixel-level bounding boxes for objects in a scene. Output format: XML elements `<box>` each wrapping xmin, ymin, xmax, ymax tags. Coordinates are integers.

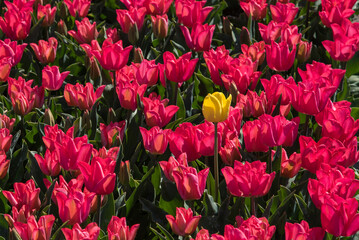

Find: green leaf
<box><xmin>125</xmin><ymin>166</ymin><xmax>155</xmax><ymax>215</ymax></box>
<box><xmin>151</xmin><ymin>164</ymin><xmax>161</xmax><ymax>196</ymax></box>
<box><xmin>156</xmin><ymin>222</ymin><xmax>175</xmax><ymax>240</ymax></box>
<box><xmin>176</xmin><ymin>91</ymin><xmax>186</xmax><ymax>119</ymax></box>
<box><xmin>139</xmin><ymin>198</ymin><xmax>168</xmax><ymax>226</ymax></box>
<box><xmin>100</xmin><ymin>193</ymin><xmax>115</xmax><ymax>230</ymax></box>
<box><xmin>28</xmin><ymin>151</ymin><xmax>47</xmax><ymax>192</ymax></box>
<box><xmin>346</xmin><ymin>52</ymin><xmax>359</xmax><ymax>77</ymax></box>
<box><xmin>150</xmin><ymin>227</ymin><xmax>167</xmax><ymax>240</ymax></box>
<box><xmin>50</xmin><ymin>220</ymin><xmax>69</xmax><ymax>240</ymax></box>
<box><xmin>337</xmin><ymin>77</ymin><xmax>349</xmax><ymax>101</ymax></box>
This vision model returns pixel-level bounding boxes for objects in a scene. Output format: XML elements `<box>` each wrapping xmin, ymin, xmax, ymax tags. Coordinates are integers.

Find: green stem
<box><xmin>251</xmin><ymin>197</ymin><xmax>256</xmax><ymax>216</ymax></box>
<box><xmin>96</xmin><ymin>194</ymin><xmax>102</xmax><ymax>227</ymax></box>
<box><xmin>214</xmin><ymin>122</ymin><xmax>219</xmax><ymax>202</ymax></box>
<box><xmin>267</xmin><ymin>148</ymin><xmax>272</xmax><ymax>173</ymax></box>
<box><xmin>305</xmin><ymin>1</ymin><xmax>311</xmax><ymax>31</ymax></box>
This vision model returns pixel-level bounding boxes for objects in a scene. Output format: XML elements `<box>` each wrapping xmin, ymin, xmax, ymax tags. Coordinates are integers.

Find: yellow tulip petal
<box><xmin>203</xmin><ymin>93</ymin><xmax>222</xmax><ymax>122</ymax></box>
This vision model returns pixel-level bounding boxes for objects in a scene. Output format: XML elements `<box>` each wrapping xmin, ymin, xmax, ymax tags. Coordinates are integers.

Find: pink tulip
<box><xmin>142</xmin><ymin>93</ymin><xmax>179</xmax><ymax>128</ymax></box>
<box><xmin>4</xmin><ymin>0</ymin><xmax>34</xmax><ymax>12</ymax></box>
<box><xmin>64</xmin><ymin>82</ymin><xmax>105</xmax><ymax>111</ymax></box>
<box><xmin>285</xmin><ymin>220</ymin><xmax>325</xmax><ymax>240</ymax></box>
<box><xmin>0</xmin><ymin>113</ymin><xmax>15</xmax><ymax>132</ymax></box>
<box><xmin>219</xmin><ymin>137</ymin><xmax>242</xmax><ymax>166</ymax></box>
<box><xmin>42</xmin><ymin>65</ymin><xmax>70</xmax><ymax>91</ymax></box>
<box><xmin>172</xmin><ymin>165</ymin><xmax>209</xmax><ymax>200</ymax></box>
<box><xmin>0</xmin><ymin>10</ymin><xmax>31</xmax><ymax>40</ymax></box>
<box><xmin>270</xmin><ymin>2</ymin><xmax>298</xmax><ymax>24</ymax></box>
<box><xmin>0</xmin><ymin>128</ymin><xmax>12</xmax><ymax>153</ymax></box>
<box><xmin>163</xmin><ymin>51</ymin><xmax>198</xmax><ymax>83</ymax></box>
<box><xmin>62</xmin><ymin>222</ymin><xmax>100</xmax><ymax>240</ymax></box>
<box><xmin>278</xmin><ymin>149</ymin><xmax>301</xmax><ymax>178</ymax></box>
<box><xmin>107</xmin><ymin>216</ymin><xmax>140</xmax><ymax>240</ymax></box>
<box><xmin>143</xmin><ymin>0</ymin><xmax>173</xmax><ymax>15</ymax></box>
<box><xmin>35</xmin><ymin>149</ymin><xmax>61</xmax><ymax>176</ymax></box>
<box><xmin>151</xmin><ymin>14</ymin><xmax>169</xmax><ymax>39</ymax></box>
<box><xmin>0</xmin><ymin>39</ymin><xmax>27</xmax><ymax>66</ymax></box>
<box><xmin>240</xmin><ymin>0</ymin><xmax>267</xmax><ymax>20</ymax></box>
<box><xmin>222</xmin><ymin>160</ymin><xmax>275</xmax><ymax>197</ymax></box>
<box><xmin>64</xmin><ymin>0</ymin><xmax>91</xmax><ymax>18</ymax></box>
<box><xmin>175</xmin><ymin>0</ymin><xmax>213</xmax><ymax>28</ymax></box>
<box><xmin>78</xmin><ymin>156</ymin><xmax>116</xmax><ymax>195</ymax></box>
<box><xmin>100</xmin><ymin>121</ymin><xmax>126</xmax><ymax>149</ymax></box>
<box><xmin>14</xmin><ymin>215</ymin><xmax>55</xmax><ymax>240</ymax></box>
<box><xmin>181</xmin><ymin>23</ymin><xmax>215</xmax><ymax>52</ymax></box>
<box><xmin>258</xmin><ymin>21</ymin><xmax>283</xmax><ymax>44</ymax></box>
<box><xmin>140</xmin><ymin>126</ymin><xmax>171</xmax><ymax>155</ymax></box>
<box><xmin>92</xmin><ymin>39</ymin><xmax>133</xmax><ymax>71</ymax></box>
<box><xmin>68</xmin><ymin>18</ymin><xmax>98</xmax><ymax>44</ymax></box>
<box><xmin>241</xmin><ymin>41</ymin><xmax>266</xmax><ymax>66</ymax></box>
<box><xmin>266</xmin><ymin>40</ymin><xmax>296</xmax><ymax>72</ymax></box>
<box><xmin>116</xmin><ymin>7</ymin><xmax>146</xmax><ymax>34</ymax></box>
<box><xmin>37</xmin><ymin>4</ymin><xmax>56</xmax><ymax>27</ymax></box>
<box><xmin>133</xmin><ymin>60</ymin><xmax>160</xmax><ymax>86</ymax></box>
<box><xmin>203</xmin><ymin>46</ymin><xmax>232</xmax><ymax>86</ymax></box>
<box><xmin>236</xmin><ymin>216</ymin><xmax>276</xmax><ymax>239</ymax></box>
<box><xmin>159</xmin><ymin>153</ymin><xmax>188</xmax><ymax>182</ymax></box>
<box><xmin>166</xmin><ymin>207</ymin><xmax>201</xmax><ymax>236</ymax></box>
<box><xmin>30</xmin><ymin>38</ymin><xmax>58</xmax><ymax>64</ymax></box>
<box><xmin>116</xmin><ymin>78</ymin><xmax>147</xmax><ymax>111</ymax></box>
<box><xmin>42</xmin><ymin>125</ymin><xmax>74</xmax><ymax>151</ymax></box>
<box><xmin>0</xmin><ymin>152</ymin><xmax>9</xmax><ymax>179</ymax></box>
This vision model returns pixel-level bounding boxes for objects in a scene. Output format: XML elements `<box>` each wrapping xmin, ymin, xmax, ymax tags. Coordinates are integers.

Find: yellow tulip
<box><xmin>202</xmin><ymin>92</ymin><xmax>232</xmax><ymax>122</ymax></box>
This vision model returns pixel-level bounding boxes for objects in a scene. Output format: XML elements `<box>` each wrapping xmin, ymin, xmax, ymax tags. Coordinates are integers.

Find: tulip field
<box><xmin>1</xmin><ymin>0</ymin><xmax>359</xmax><ymax>239</ymax></box>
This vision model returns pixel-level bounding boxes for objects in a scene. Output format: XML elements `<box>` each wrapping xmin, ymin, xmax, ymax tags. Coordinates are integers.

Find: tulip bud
<box><xmin>57</xmin><ymin>20</ymin><xmax>67</xmax><ymax>35</ymax></box>
<box><xmin>60</xmin><ymin>2</ymin><xmax>68</xmax><ymax>20</ymax></box>
<box><xmin>107</xmin><ymin>108</ymin><xmax>116</xmax><ymax>124</ymax></box>
<box><xmin>240</xmin><ymin>27</ymin><xmax>251</xmax><ymax>46</ymax></box>
<box><xmin>44</xmin><ymin>108</ymin><xmax>55</xmax><ymax>126</ymax></box>
<box><xmin>128</xmin><ymin>23</ymin><xmax>139</xmax><ymax>45</ymax></box>
<box><xmin>82</xmin><ymin>110</ymin><xmax>91</xmax><ymax>131</ymax></box>
<box><xmin>133</xmin><ymin>47</ymin><xmax>144</xmax><ymax>63</ymax></box>
<box><xmin>152</xmin><ymin>15</ymin><xmax>168</xmax><ymax>40</ymax></box>
<box><xmin>229</xmin><ymin>82</ymin><xmax>239</xmax><ymax>105</ymax></box>
<box><xmin>64</xmin><ymin>116</ymin><xmax>73</xmax><ymax>133</ymax></box>
<box><xmin>89</xmin><ymin>57</ymin><xmax>101</xmax><ymax>80</ymax></box>
<box><xmin>223</xmin><ymin>16</ymin><xmax>232</xmax><ymax>35</ymax></box>
<box><xmin>119</xmin><ymin>160</ymin><xmax>130</xmax><ymax>185</ymax></box>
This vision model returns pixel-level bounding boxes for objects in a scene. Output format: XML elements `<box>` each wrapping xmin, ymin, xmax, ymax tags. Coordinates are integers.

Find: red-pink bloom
<box><xmin>133</xmin><ymin>59</ymin><xmax>160</xmax><ymax>86</ymax></box>
<box><xmin>258</xmin><ymin>21</ymin><xmax>283</xmax><ymax>44</ymax></box>
<box><xmin>106</xmin><ymin>28</ymin><xmax>120</xmax><ymax>43</ymax></box>
<box><xmin>222</xmin><ymin>160</ymin><xmax>275</xmax><ymax>197</ymax></box>
<box><xmin>143</xmin><ymin>0</ymin><xmax>173</xmax><ymax>15</ymax></box>
<box><xmin>221</xmin><ymin>58</ymin><xmax>261</xmax><ymax>94</ymax></box>
<box><xmin>30</xmin><ymin>38</ymin><xmax>58</xmax><ymax>64</ymax></box>
<box><xmin>191</xmin><ymin>229</ymin><xmax>210</xmax><ymax>240</ymax></box>
<box><xmin>242</xmin><ymin>114</ymin><xmax>299</xmax><ymax>152</ymax></box>
<box><xmin>181</xmin><ymin>23</ymin><xmax>215</xmax><ymax>52</ymax></box>
<box><xmin>92</xmin><ymin>146</ymin><xmax>119</xmax><ymax>161</ymax></box>
<box><xmin>55</xmin><ymin>134</ymin><xmax>93</xmax><ymax>171</ymax></box>
<box><xmin>220</xmin><ymin>137</ymin><xmax>242</xmax><ymax>166</ymax></box>
<box><xmin>140</xmin><ymin>126</ymin><xmax>171</xmax><ymax>155</ymax></box>
<box><xmin>0</xmin><ymin>152</ymin><xmax>10</xmax><ymax>179</ymax></box>
<box><xmin>100</xmin><ymin>121</ymin><xmax>126</xmax><ymax>149</ymax></box>
<box><xmin>300</xmin><ymin>135</ymin><xmax>359</xmax><ymax>173</ymax></box>
<box><xmin>270</xmin><ymin>2</ymin><xmax>298</xmax><ymax>24</ymax></box>
<box><xmin>169</xmin><ymin>122</ymin><xmax>201</xmax><ymax>161</ymax></box>
<box><xmin>317</xmin><ymin>100</ymin><xmax>359</xmax><ymax>143</ymax></box>
<box><xmin>0</xmin><ymin>38</ymin><xmax>27</xmax><ymax>67</ymax></box>
<box><xmin>64</xmin><ymin>82</ymin><xmax>105</xmax><ymax>111</ymax></box>
<box><xmin>2</xmin><ymin>179</ymin><xmax>41</xmax><ymax>216</ymax></box>
<box><xmin>0</xmin><ymin>113</ymin><xmax>15</xmax><ymax>132</ymax></box>
<box><xmin>159</xmin><ymin>153</ymin><xmax>188</xmax><ymax>182</ymax></box>
<box><xmin>35</xmin><ymin>149</ymin><xmax>61</xmax><ymax>176</ymax></box>
<box><xmin>64</xmin><ymin>0</ymin><xmax>91</xmax><ymax>18</ymax></box>
<box><xmin>92</xmin><ymin>39</ymin><xmax>133</xmax><ymax>71</ymax></box>
<box><xmin>241</xmin><ymin>41</ymin><xmax>266</xmax><ymax>67</ymax></box>
<box><xmin>319</xmin><ymin>0</ymin><xmax>357</xmax><ymax>28</ymax></box>
<box><xmin>116</xmin><ymin>77</ymin><xmax>147</xmax><ymax>111</ymax></box>
<box><xmin>278</xmin><ymin>149</ymin><xmax>301</xmax><ymax>178</ymax></box>
<box><xmin>55</xmin><ymin>189</ymin><xmax>95</xmax><ymax>225</ymax></box>
<box><xmin>196</xmin><ymin>121</ymin><xmax>221</xmax><ymax>156</ymax></box>
<box><xmin>321</xmin><ymin>196</ymin><xmax>359</xmax><ymax>237</ymax></box>
<box><xmin>116</xmin><ymin>7</ymin><xmax>147</xmax><ymax>34</ymax></box>
<box><xmin>8</xmin><ymin>76</ymin><xmax>44</xmax><ymax>115</ymax></box>
<box><xmin>119</xmin><ymin>0</ymin><xmax>145</xmax><ymax>9</ymax></box>
<box><xmin>37</xmin><ymin>4</ymin><xmax>56</xmax><ymax>27</ymax></box>
<box><xmin>285</xmin><ymin>220</ymin><xmax>325</xmax><ymax>240</ymax></box>
<box><xmin>237</xmin><ymin>90</ymin><xmax>268</xmax><ymax>118</ymax></box>
<box><xmin>142</xmin><ymin>93</ymin><xmax>179</xmax><ymax>128</ymax></box>
<box><xmin>261</xmin><ymin>74</ymin><xmax>296</xmax><ymax>107</ymax></box>
<box><xmin>308</xmin><ymin>164</ymin><xmax>359</xmax><ymax>209</ymax></box>
<box><xmin>151</xmin><ymin>14</ymin><xmax>169</xmax><ymax>39</ymax></box>
<box><xmin>236</xmin><ymin>216</ymin><xmax>276</xmax><ymax>239</ymax></box>
<box><xmin>203</xmin><ymin>46</ymin><xmax>232</xmax><ymax>86</ymax></box>
<box><xmin>62</xmin><ymin>222</ymin><xmax>100</xmax><ymax>240</ymax></box>
<box><xmin>13</xmin><ymin>215</ymin><xmax>55</xmax><ymax>240</ymax></box>
<box><xmin>218</xmin><ymin>105</ymin><xmax>243</xmax><ymax>143</ymax></box>
<box><xmin>211</xmin><ymin>224</ymin><xmax>245</xmax><ymax>240</ymax></box>
<box><xmin>48</xmin><ymin>175</ymin><xmax>84</xmax><ymax>204</ymax></box>
<box><xmin>68</xmin><ymin>18</ymin><xmax>99</xmax><ymax>44</ymax></box>
<box><xmin>163</xmin><ymin>51</ymin><xmax>198</xmax><ymax>83</ymax></box>
<box><xmin>172</xmin><ymin>165</ymin><xmax>209</xmax><ymax>200</ymax></box>
<box><xmin>298</xmin><ymin>61</ymin><xmax>345</xmax><ymax>89</ymax></box>
<box><xmin>0</xmin><ymin>128</ymin><xmax>12</xmax><ymax>153</ymax></box>
<box><xmin>0</xmin><ymin>58</ymin><xmax>11</xmax><ymax>82</ymax></box>
<box><xmin>166</xmin><ymin>207</ymin><xmax>201</xmax><ymax>236</ymax></box>
<box><xmin>266</xmin><ymin>40</ymin><xmax>296</xmax><ymax>72</ymax></box>
<box><xmin>281</xmin><ymin>24</ymin><xmax>302</xmax><ymax>48</ymax></box>
<box><xmin>240</xmin><ymin>0</ymin><xmax>267</xmax><ymax>20</ymax></box>
<box><xmin>0</xmin><ymin>10</ymin><xmax>31</xmax><ymax>40</ymax></box>
<box><xmin>4</xmin><ymin>0</ymin><xmax>35</xmax><ymax>12</ymax></box>
<box><xmin>288</xmin><ymin>81</ymin><xmax>336</xmax><ymax>116</ymax></box>
<box><xmin>175</xmin><ymin>0</ymin><xmax>213</xmax><ymax>28</ymax></box>
<box><xmin>107</xmin><ymin>216</ymin><xmax>140</xmax><ymax>240</ymax></box>
<box><xmin>42</xmin><ymin>65</ymin><xmax>70</xmax><ymax>91</ymax></box>
<box><xmin>42</xmin><ymin>125</ymin><xmax>74</xmax><ymax>151</ymax></box>
<box><xmin>78</xmin><ymin>156</ymin><xmax>116</xmax><ymax>195</ymax></box>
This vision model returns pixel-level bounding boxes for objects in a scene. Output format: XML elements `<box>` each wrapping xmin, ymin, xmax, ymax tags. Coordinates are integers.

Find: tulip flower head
<box><xmin>202</xmin><ymin>92</ymin><xmax>232</xmax><ymax>123</ymax></box>
<box><xmin>166</xmin><ymin>207</ymin><xmax>201</xmax><ymax>236</ymax></box>
<box><xmin>107</xmin><ymin>216</ymin><xmax>140</xmax><ymax>240</ymax></box>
